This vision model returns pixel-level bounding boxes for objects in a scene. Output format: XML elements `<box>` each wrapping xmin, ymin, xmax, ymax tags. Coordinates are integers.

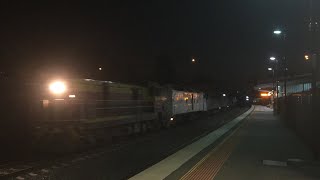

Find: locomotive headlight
<box><xmin>49</xmin><ymin>81</ymin><xmax>66</xmax><ymax>95</ymax></box>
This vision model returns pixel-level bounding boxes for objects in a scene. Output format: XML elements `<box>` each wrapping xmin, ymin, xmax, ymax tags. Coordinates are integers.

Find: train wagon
<box><xmin>153</xmin><ymin>86</ymin><xmax>207</xmax><ymax>126</ymax></box>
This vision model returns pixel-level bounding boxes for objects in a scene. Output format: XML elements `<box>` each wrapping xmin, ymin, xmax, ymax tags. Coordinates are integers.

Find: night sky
<box><xmin>1</xmin><ymin>1</ymin><xmax>319</xmax><ymax>89</ymax></box>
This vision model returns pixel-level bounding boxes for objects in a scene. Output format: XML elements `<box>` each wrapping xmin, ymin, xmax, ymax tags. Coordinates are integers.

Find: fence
<box><xmin>279</xmin><ymin>94</ymin><xmax>320</xmax><ymax>158</ymax></box>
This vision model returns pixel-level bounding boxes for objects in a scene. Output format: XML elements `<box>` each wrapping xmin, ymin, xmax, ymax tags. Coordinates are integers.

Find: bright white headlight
<box><xmin>49</xmin><ymin>81</ymin><xmax>66</xmax><ymax>94</ymax></box>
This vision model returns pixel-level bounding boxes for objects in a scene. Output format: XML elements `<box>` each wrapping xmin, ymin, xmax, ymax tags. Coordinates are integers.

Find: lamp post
<box><xmin>268</xmin><ymin>66</ymin><xmax>277</xmax><ymax>110</ymax></box>
<box><xmin>271</xmin><ymin>28</ymin><xmax>288</xmax><ymax>115</ymax></box>
<box><xmin>273</xmin><ymin>29</ymin><xmax>287</xmax><ymax>100</ymax></box>
<box><xmin>308</xmin><ymin>0</ymin><xmax>319</xmax><ymax>98</ymax></box>
<box><xmin>268</xmin><ymin>67</ymin><xmax>275</xmax><ymax>90</ymax></box>
<box><xmin>269</xmin><ymin>56</ymin><xmax>278</xmax><ymax>98</ymax></box>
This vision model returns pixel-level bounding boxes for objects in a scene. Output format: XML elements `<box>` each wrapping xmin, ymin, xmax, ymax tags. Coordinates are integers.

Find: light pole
<box><xmin>307</xmin><ymin>0</ymin><xmax>319</xmax><ymax>98</ymax></box>
<box><xmin>268</xmin><ymin>66</ymin><xmax>275</xmax><ymax>90</ymax></box>
<box><xmin>268</xmin><ymin>66</ymin><xmax>276</xmax><ymax>110</ymax></box>
<box><xmin>273</xmin><ymin>29</ymin><xmax>288</xmax><ymax>101</ymax></box>
<box><xmin>269</xmin><ymin>56</ymin><xmax>277</xmax><ymax>94</ymax></box>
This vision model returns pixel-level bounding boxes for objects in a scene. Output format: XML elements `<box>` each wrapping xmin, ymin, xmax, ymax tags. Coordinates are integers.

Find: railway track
<box><xmin>0</xmin><ymin>162</ymin><xmax>38</xmax><ymax>180</ymax></box>
<box><xmin>0</xmin><ymin>132</ymin><xmax>159</xmax><ymax>180</ymax></box>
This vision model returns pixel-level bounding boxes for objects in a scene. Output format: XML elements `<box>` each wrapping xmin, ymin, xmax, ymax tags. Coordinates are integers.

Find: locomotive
<box><xmin>2</xmin><ymin>78</ymin><xmax>237</xmax><ymax>152</ymax></box>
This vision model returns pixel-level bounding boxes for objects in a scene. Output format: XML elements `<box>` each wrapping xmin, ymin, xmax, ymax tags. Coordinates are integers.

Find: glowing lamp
<box><xmin>260</xmin><ymin>93</ymin><xmax>270</xmax><ymax>97</ymax></box>
<box><xmin>273</xmin><ymin>30</ymin><xmax>282</xmax><ymax>35</ymax></box>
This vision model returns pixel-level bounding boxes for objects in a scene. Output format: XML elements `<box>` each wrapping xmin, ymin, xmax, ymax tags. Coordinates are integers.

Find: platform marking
<box><xmin>129</xmin><ymin>106</ymin><xmax>254</xmax><ymax>180</ymax></box>
<box><xmin>287</xmin><ymin>158</ymin><xmax>304</xmax><ymax>163</ymax></box>
<box><xmin>262</xmin><ymin>160</ymin><xmax>287</xmax><ymax>167</ymax></box>
<box><xmin>180</xmin><ymin>111</ymin><xmax>250</xmax><ymax>180</ymax></box>
<box><xmin>28</xmin><ymin>172</ymin><xmax>38</xmax><ymax>177</ymax></box>
<box><xmin>41</xmin><ymin>169</ymin><xmax>49</xmax><ymax>173</ymax></box>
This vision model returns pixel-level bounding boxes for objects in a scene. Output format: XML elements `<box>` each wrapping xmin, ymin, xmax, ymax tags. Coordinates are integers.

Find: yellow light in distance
<box><xmin>260</xmin><ymin>93</ymin><xmax>270</xmax><ymax>97</ymax></box>
<box><xmin>49</xmin><ymin>81</ymin><xmax>66</xmax><ymax>95</ymax></box>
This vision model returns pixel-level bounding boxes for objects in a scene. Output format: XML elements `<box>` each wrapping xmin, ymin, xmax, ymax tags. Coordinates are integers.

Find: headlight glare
<box><xmin>49</xmin><ymin>81</ymin><xmax>66</xmax><ymax>94</ymax></box>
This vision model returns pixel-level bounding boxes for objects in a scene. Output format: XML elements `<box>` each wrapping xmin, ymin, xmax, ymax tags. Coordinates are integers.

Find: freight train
<box><xmin>1</xmin><ymin>78</ymin><xmax>238</xmax><ymax>152</ymax></box>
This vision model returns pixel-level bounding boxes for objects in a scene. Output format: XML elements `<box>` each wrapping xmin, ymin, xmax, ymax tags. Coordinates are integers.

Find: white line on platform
<box><xmin>28</xmin><ymin>172</ymin><xmax>38</xmax><ymax>177</ymax></box>
<box><xmin>287</xmin><ymin>158</ymin><xmax>304</xmax><ymax>162</ymax></box>
<box><xmin>262</xmin><ymin>160</ymin><xmax>287</xmax><ymax>167</ymax></box>
<box><xmin>41</xmin><ymin>169</ymin><xmax>49</xmax><ymax>173</ymax></box>
<box><xmin>129</xmin><ymin>106</ymin><xmax>255</xmax><ymax>180</ymax></box>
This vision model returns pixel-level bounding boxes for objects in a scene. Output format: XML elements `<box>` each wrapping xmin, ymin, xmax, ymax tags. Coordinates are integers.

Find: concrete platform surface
<box><xmin>175</xmin><ymin>105</ymin><xmax>320</xmax><ymax>180</ymax></box>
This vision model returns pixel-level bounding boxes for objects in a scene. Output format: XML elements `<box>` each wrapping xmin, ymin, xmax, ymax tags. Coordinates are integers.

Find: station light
<box><xmin>304</xmin><ymin>55</ymin><xmax>309</xmax><ymax>61</ymax></box>
<box><xmin>273</xmin><ymin>30</ymin><xmax>282</xmax><ymax>35</ymax></box>
<box><xmin>192</xmin><ymin>58</ymin><xmax>196</xmax><ymax>63</ymax></box>
<box><xmin>260</xmin><ymin>93</ymin><xmax>271</xmax><ymax>97</ymax></box>
<box><xmin>268</xmin><ymin>68</ymin><xmax>273</xmax><ymax>71</ymax></box>
<box><xmin>270</xmin><ymin>57</ymin><xmax>276</xmax><ymax>61</ymax></box>
<box><xmin>170</xmin><ymin>117</ymin><xmax>174</xmax><ymax>121</ymax></box>
<box><xmin>99</xmin><ymin>67</ymin><xmax>102</xmax><ymax>71</ymax></box>
<box><xmin>222</xmin><ymin>94</ymin><xmax>226</xmax><ymax>97</ymax></box>
<box><xmin>49</xmin><ymin>81</ymin><xmax>66</xmax><ymax>95</ymax></box>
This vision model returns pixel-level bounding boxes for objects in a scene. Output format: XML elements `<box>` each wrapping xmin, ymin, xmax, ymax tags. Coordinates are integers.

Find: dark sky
<box><xmin>0</xmin><ymin>0</ymin><xmax>319</xmax><ymax>88</ymax></box>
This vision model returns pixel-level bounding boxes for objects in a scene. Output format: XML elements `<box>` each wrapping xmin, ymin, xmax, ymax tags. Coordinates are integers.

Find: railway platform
<box><xmin>131</xmin><ymin>105</ymin><xmax>320</xmax><ymax>180</ymax></box>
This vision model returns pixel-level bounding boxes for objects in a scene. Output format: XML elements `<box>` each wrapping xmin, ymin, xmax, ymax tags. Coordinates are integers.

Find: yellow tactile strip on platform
<box><xmin>180</xmin><ymin>114</ymin><xmax>250</xmax><ymax>180</ymax></box>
